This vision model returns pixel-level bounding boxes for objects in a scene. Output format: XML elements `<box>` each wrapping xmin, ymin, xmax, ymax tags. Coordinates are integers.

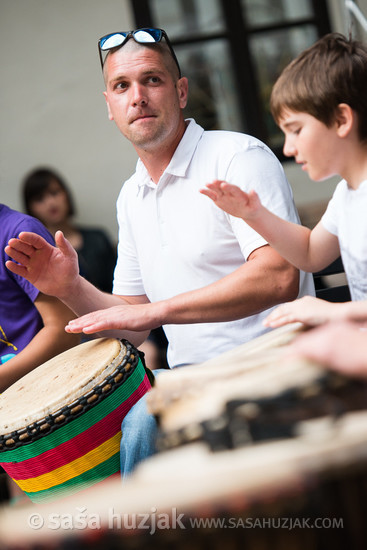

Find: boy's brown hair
<box><xmin>270</xmin><ymin>33</ymin><xmax>367</xmax><ymax>142</ymax></box>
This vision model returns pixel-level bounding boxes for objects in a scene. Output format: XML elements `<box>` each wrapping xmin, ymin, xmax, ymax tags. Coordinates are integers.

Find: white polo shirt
<box><xmin>114</xmin><ymin>119</ymin><xmax>315</xmax><ymax>367</ymax></box>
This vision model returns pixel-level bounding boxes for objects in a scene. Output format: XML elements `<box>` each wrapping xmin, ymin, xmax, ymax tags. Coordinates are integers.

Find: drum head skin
<box><xmin>0</xmin><ymin>338</ymin><xmax>126</xmax><ymax>434</ymax></box>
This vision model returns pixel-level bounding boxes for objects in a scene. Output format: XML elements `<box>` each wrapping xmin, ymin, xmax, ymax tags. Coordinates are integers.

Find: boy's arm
<box><xmin>201</xmin><ymin>181</ymin><xmax>340</xmax><ymax>272</ymax></box>
<box><xmin>0</xmin><ymin>294</ymin><xmax>80</xmax><ymax>392</ymax></box>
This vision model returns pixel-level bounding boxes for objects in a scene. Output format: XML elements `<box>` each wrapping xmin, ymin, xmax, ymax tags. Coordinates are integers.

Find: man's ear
<box><xmin>335</xmin><ymin>103</ymin><xmax>354</xmax><ymax>138</ymax></box>
<box><xmin>177</xmin><ymin>77</ymin><xmax>189</xmax><ymax>110</ymax></box>
<box><xmin>103</xmin><ymin>91</ymin><xmax>114</xmax><ymax>121</ymax></box>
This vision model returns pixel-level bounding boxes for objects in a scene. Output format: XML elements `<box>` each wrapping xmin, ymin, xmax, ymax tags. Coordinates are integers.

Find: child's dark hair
<box><xmin>270</xmin><ymin>33</ymin><xmax>367</xmax><ymax>142</ymax></box>
<box><xmin>22</xmin><ymin>167</ymin><xmax>76</xmax><ymax>217</ymax></box>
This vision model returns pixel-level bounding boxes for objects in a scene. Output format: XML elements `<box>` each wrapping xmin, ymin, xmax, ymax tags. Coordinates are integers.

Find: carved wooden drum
<box><xmin>0</xmin><ymin>338</ymin><xmax>152</xmax><ymax>503</ymax></box>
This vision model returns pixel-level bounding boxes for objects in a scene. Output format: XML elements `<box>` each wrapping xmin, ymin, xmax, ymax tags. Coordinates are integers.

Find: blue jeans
<box><xmin>120</xmin><ymin>369</ymin><xmax>165</xmax><ymax>478</ymax></box>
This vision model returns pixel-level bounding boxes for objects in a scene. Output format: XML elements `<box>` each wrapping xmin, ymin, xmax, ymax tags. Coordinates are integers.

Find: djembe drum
<box><xmin>147</xmin><ymin>322</ymin><xmax>306</xmax><ymax>415</ymax></box>
<box><xmin>0</xmin><ymin>338</ymin><xmax>152</xmax><ymax>503</ymax></box>
<box><xmin>148</xmin><ymin>323</ymin><xmax>367</xmax><ymax>452</ymax></box>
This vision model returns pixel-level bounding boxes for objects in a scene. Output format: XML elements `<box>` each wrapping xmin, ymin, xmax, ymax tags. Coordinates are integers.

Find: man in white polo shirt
<box><xmin>6</xmin><ymin>29</ymin><xmax>314</xmax><ymax>475</ymax></box>
<box><xmin>114</xmin><ymin>117</ymin><xmax>314</xmax><ymax>368</ymax></box>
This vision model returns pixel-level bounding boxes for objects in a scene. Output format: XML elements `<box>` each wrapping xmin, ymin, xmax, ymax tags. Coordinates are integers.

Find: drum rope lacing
<box><xmin>0</xmin><ymin>340</ymin><xmax>143</xmax><ymax>452</ymax></box>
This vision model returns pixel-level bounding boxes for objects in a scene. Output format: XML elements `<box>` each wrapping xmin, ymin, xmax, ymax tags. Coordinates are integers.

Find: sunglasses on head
<box><xmin>98</xmin><ymin>27</ymin><xmax>181</xmax><ymax>78</ymax></box>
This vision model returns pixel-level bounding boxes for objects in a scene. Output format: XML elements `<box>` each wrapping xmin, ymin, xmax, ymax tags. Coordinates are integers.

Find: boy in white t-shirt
<box><xmin>201</xmin><ymin>32</ymin><xmax>367</xmax><ymax>331</ymax></box>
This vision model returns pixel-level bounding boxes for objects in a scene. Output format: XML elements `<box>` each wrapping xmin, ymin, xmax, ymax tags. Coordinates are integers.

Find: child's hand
<box><xmin>200</xmin><ymin>180</ymin><xmax>261</xmax><ymax>219</ymax></box>
<box><xmin>264</xmin><ymin>296</ymin><xmax>337</xmax><ymax>328</ymax></box>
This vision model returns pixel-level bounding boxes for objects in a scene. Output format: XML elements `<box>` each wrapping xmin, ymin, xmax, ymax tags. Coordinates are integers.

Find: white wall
<box><xmin>1</xmin><ymin>0</ymin><xmax>367</xmax><ymax>240</ymax></box>
<box><xmin>0</xmin><ymin>0</ymin><xmax>136</xmax><ymax>242</ymax></box>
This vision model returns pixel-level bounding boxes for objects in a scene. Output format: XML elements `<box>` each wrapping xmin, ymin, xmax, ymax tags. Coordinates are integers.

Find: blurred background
<box><xmin>1</xmin><ymin>0</ymin><xmax>367</xmax><ymax>241</ymax></box>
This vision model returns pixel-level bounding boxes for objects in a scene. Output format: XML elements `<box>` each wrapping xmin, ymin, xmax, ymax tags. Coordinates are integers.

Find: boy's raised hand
<box><xmin>200</xmin><ymin>180</ymin><xmax>261</xmax><ymax>219</ymax></box>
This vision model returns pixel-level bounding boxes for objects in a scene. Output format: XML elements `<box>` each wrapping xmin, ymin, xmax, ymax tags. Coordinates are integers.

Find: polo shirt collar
<box><xmin>136</xmin><ymin>119</ymin><xmax>204</xmax><ymax>189</ymax></box>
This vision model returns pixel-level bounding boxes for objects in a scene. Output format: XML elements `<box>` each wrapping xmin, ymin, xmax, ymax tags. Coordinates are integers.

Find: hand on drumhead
<box><xmin>200</xmin><ymin>180</ymin><xmax>261</xmax><ymax>219</ymax></box>
<box><xmin>287</xmin><ymin>321</ymin><xmax>367</xmax><ymax>379</ymax></box>
<box><xmin>5</xmin><ymin>231</ymin><xmax>79</xmax><ymax>299</ymax></box>
<box><xmin>65</xmin><ymin>302</ymin><xmax>159</xmax><ymax>335</ymax></box>
<box><xmin>264</xmin><ymin>296</ymin><xmax>338</xmax><ymax>328</ymax></box>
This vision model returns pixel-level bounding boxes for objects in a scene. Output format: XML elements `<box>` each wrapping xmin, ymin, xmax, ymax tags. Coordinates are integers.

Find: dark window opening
<box><xmin>130</xmin><ymin>0</ymin><xmax>331</xmax><ymax>159</ymax></box>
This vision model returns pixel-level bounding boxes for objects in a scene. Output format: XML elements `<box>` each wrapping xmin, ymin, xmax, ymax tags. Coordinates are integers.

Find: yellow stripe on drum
<box><xmin>16</xmin><ymin>431</ymin><xmax>121</xmax><ymax>492</ymax></box>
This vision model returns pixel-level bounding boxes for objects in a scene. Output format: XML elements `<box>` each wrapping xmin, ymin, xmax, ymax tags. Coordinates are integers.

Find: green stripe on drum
<box><xmin>24</xmin><ymin>451</ymin><xmax>121</xmax><ymax>503</ymax></box>
<box><xmin>0</xmin><ymin>359</ymin><xmax>146</xmax><ymax>463</ymax></box>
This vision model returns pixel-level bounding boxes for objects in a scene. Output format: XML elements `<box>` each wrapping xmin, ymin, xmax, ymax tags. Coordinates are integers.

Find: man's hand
<box><xmin>5</xmin><ymin>230</ymin><xmax>79</xmax><ymax>299</ymax></box>
<box><xmin>65</xmin><ymin>302</ymin><xmax>163</xmax><ymax>335</ymax></box>
<box><xmin>200</xmin><ymin>180</ymin><xmax>262</xmax><ymax>219</ymax></box>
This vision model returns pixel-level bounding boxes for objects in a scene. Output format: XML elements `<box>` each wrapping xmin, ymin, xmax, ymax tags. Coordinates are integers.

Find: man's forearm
<box><xmin>159</xmin><ymin>247</ymin><xmax>299</xmax><ymax>325</ymax></box>
<box><xmin>65</xmin><ymin>247</ymin><xmax>298</xmax><ymax>338</ymax></box>
<box><xmin>62</xmin><ymin>276</ymin><xmax>151</xmax><ymax>344</ymax></box>
<box><xmin>60</xmin><ymin>275</ymin><xmax>125</xmax><ymax>316</ymax></box>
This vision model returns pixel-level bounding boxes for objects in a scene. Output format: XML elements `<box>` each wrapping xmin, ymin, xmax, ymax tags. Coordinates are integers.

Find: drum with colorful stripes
<box><xmin>0</xmin><ymin>338</ymin><xmax>152</xmax><ymax>503</ymax></box>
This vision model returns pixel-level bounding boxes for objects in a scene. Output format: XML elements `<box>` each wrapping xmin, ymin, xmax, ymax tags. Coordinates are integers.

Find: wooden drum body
<box><xmin>0</xmin><ymin>338</ymin><xmax>152</xmax><ymax>503</ymax></box>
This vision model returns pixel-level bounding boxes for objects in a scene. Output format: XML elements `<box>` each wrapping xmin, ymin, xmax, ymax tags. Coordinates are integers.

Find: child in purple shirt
<box><xmin>0</xmin><ymin>204</ymin><xmax>79</xmax><ymax>391</ymax></box>
<box><xmin>1</xmin><ymin>204</ymin><xmax>80</xmax><ymax>503</ymax></box>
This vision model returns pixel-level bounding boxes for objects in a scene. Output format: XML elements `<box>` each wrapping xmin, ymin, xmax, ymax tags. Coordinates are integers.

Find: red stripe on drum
<box><xmin>1</xmin><ymin>374</ymin><xmax>151</xmax><ymax>480</ymax></box>
<box><xmin>0</xmin><ymin>362</ymin><xmax>150</xmax><ymax>462</ymax></box>
<box><xmin>4</xmin><ymin>387</ymin><xmax>145</xmax><ymax>480</ymax></box>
